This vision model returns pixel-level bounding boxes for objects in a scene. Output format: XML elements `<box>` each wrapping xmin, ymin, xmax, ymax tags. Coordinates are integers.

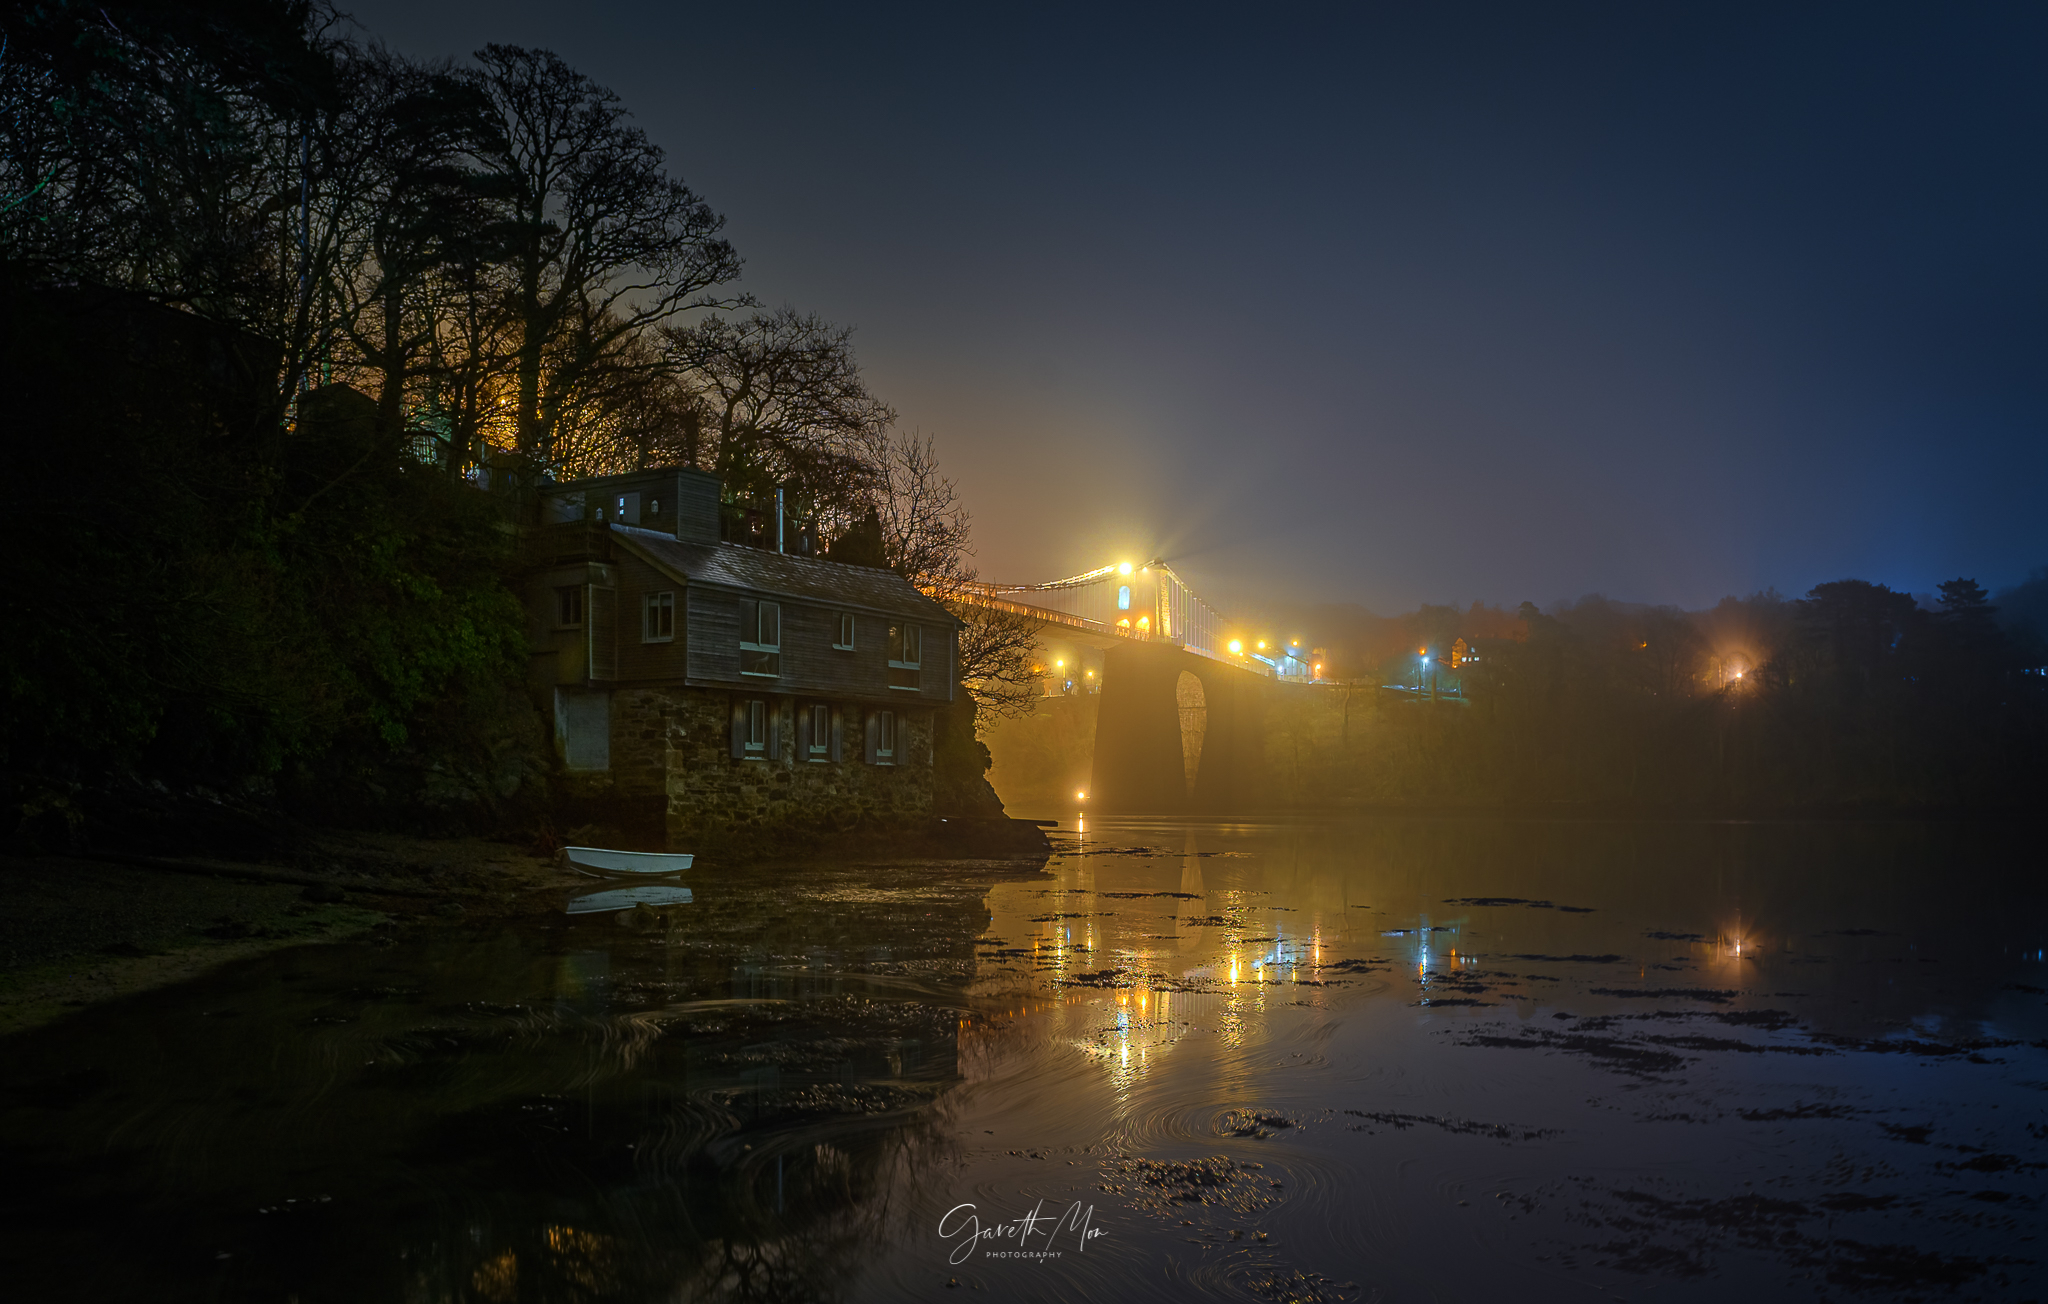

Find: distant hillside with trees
<box><xmin>1256</xmin><ymin>577</ymin><xmax>2048</xmax><ymax>812</ymax></box>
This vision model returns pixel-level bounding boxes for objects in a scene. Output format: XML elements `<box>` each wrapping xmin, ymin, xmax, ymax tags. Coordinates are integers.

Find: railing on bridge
<box><xmin>957</xmin><ymin>560</ymin><xmax>1266</xmax><ymax>674</ymax></box>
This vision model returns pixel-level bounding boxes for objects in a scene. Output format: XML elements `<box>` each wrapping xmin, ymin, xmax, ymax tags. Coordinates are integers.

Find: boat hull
<box><xmin>563</xmin><ymin>846</ymin><xmax>695</xmax><ymax>877</ymax></box>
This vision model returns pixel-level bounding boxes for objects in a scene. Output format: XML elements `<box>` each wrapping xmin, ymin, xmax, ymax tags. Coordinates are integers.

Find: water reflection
<box><xmin>3</xmin><ymin>820</ymin><xmax>2046</xmax><ymax>1301</ymax></box>
<box><xmin>565</xmin><ymin>883</ymin><xmax>695</xmax><ymax>915</ymax></box>
<box><xmin>0</xmin><ymin>859</ymin><xmax>1027</xmax><ymax>1303</ymax></box>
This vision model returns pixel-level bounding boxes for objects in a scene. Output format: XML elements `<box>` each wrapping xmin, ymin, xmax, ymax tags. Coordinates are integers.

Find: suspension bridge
<box><xmin>957</xmin><ymin>561</ymin><xmax>1309</xmax><ymax>813</ymax></box>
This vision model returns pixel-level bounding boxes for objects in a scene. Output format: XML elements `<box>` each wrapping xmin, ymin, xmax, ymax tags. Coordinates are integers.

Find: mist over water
<box><xmin>3</xmin><ymin>818</ymin><xmax>2044</xmax><ymax>1301</ymax></box>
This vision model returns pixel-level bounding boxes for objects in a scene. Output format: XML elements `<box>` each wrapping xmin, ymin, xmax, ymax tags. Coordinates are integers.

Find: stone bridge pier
<box><xmin>1089</xmin><ymin>641</ymin><xmax>1273</xmax><ymax>814</ymax></box>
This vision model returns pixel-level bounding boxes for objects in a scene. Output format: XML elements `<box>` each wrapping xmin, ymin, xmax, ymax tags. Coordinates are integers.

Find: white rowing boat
<box><xmin>563</xmin><ymin>846</ymin><xmax>695</xmax><ymax>877</ymax></box>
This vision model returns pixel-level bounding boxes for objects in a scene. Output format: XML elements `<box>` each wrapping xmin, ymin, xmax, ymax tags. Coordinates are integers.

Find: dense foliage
<box><xmin>0</xmin><ymin>281</ymin><xmax>539</xmax><ymax>842</ymax></box>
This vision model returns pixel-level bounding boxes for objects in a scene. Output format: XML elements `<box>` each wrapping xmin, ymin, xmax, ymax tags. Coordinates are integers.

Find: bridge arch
<box><xmin>957</xmin><ymin>560</ymin><xmax>1279</xmax><ymax>813</ymax></box>
<box><xmin>1089</xmin><ymin>642</ymin><xmax>1271</xmax><ymax>813</ymax></box>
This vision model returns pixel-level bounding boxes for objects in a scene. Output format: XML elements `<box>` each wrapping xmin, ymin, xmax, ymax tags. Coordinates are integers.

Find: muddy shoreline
<box><xmin>0</xmin><ymin>824</ymin><xmax>1051</xmax><ymax>1037</ymax></box>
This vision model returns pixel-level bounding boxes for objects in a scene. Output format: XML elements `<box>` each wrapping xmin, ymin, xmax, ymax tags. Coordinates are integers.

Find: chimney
<box><xmin>672</xmin><ymin>469</ymin><xmax>721</xmax><ymax>545</ymax></box>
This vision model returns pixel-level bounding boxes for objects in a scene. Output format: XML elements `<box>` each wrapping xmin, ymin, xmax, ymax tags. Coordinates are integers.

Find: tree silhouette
<box><xmin>466</xmin><ymin>45</ymin><xmax>745</xmax><ymax>467</ymax></box>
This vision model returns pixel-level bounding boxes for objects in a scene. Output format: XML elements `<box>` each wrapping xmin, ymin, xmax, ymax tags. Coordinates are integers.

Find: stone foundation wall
<box><xmin>606</xmin><ymin>686</ymin><xmax>934</xmax><ymax>846</ymax></box>
<box><xmin>610</xmin><ymin>687</ymin><xmax>676</xmax><ymax>798</ymax></box>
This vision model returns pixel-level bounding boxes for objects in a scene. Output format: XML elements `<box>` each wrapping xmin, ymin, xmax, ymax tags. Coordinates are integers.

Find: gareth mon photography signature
<box><xmin>937</xmin><ymin>1200</ymin><xmax>1107</xmax><ymax>1264</ymax></box>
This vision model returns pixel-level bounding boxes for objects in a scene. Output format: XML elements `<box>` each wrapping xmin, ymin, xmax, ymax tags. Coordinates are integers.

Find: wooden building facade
<box><xmin>526</xmin><ymin>468</ymin><xmax>960</xmax><ymax>845</ymax></box>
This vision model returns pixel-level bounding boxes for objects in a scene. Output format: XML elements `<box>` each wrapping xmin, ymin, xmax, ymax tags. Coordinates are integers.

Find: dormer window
<box><xmin>887</xmin><ymin>623</ymin><xmax>921</xmax><ymax>691</ymax></box>
<box><xmin>741</xmin><ymin>599</ymin><xmax>781</xmax><ymax>677</ymax></box>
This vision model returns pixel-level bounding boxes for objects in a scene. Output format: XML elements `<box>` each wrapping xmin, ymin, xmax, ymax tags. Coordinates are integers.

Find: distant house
<box><xmin>527</xmin><ymin>468</ymin><xmax>960</xmax><ymax>846</ymax></box>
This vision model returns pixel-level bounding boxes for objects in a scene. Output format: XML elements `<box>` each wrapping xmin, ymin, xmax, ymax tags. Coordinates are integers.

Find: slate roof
<box><xmin>610</xmin><ymin>526</ymin><xmax>958</xmax><ymax>626</ymax></box>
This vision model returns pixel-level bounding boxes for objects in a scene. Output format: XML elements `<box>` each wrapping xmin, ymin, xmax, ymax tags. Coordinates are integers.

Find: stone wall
<box><xmin>609</xmin><ymin>687</ymin><xmax>675</xmax><ymax>798</ymax></box>
<box><xmin>605</xmin><ymin>686</ymin><xmax>935</xmax><ymax>846</ymax></box>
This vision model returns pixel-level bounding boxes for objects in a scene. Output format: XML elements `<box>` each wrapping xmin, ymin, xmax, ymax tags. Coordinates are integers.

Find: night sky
<box><xmin>346</xmin><ymin>0</ymin><xmax>2048</xmax><ymax>615</ymax></box>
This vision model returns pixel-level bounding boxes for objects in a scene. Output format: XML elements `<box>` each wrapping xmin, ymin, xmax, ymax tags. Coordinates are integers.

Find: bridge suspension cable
<box><xmin>958</xmin><ymin>559</ymin><xmax>1250</xmax><ymax>670</ymax></box>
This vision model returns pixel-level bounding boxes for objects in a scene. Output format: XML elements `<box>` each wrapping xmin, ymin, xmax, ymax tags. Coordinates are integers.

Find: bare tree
<box><xmin>467</xmin><ymin>44</ymin><xmax>745</xmax><ymax>469</ymax></box>
<box><xmin>656</xmin><ymin>308</ymin><xmax>895</xmax><ymax>529</ymax></box>
<box><xmin>323</xmin><ymin>46</ymin><xmax>505</xmax><ymax>445</ymax></box>
<box><xmin>875</xmin><ymin>432</ymin><xmax>1042</xmax><ymax>718</ymax></box>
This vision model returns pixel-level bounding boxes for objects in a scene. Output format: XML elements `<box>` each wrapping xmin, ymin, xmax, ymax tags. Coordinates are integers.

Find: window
<box><xmin>887</xmin><ymin>623</ymin><xmax>921</xmax><ymax>691</ymax></box>
<box><xmin>555</xmin><ymin>585</ymin><xmax>584</xmax><ymax>629</ymax></box>
<box><xmin>833</xmin><ymin>612</ymin><xmax>856</xmax><ymax>650</ymax></box>
<box><xmin>643</xmin><ymin>591</ymin><xmax>675</xmax><ymax>642</ymax></box>
<box><xmin>877</xmin><ymin>710</ymin><xmax>896</xmax><ymax>763</ymax></box>
<box><xmin>1117</xmin><ymin>584</ymin><xmax>1131</xmax><ymax>610</ymax></box>
<box><xmin>615</xmin><ymin>492</ymin><xmax>641</xmax><ymax>525</ymax></box>
<box><xmin>741</xmin><ymin>599</ymin><xmax>781</xmax><ymax>677</ymax></box>
<box><xmin>807</xmin><ymin>703</ymin><xmax>830</xmax><ymax>760</ymax></box>
<box><xmin>728</xmin><ymin>696</ymin><xmax>781</xmax><ymax>760</ymax></box>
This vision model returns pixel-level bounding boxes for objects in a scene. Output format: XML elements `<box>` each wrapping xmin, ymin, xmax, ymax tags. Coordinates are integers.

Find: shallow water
<box><xmin>2</xmin><ymin>818</ymin><xmax>2045</xmax><ymax>1302</ymax></box>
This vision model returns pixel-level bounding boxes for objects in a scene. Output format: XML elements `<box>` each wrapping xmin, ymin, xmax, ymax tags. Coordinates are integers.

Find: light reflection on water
<box><xmin>1</xmin><ymin>817</ymin><xmax>2045</xmax><ymax>1302</ymax></box>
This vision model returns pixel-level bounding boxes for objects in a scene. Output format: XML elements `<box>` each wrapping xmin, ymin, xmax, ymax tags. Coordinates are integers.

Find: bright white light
<box><xmin>1118</xmin><ymin>562</ymin><xmax>1134</xmax><ymax>575</ymax></box>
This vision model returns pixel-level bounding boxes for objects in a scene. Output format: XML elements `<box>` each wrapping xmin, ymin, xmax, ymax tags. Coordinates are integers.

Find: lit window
<box><xmin>643</xmin><ymin>591</ymin><xmax>675</xmax><ymax>642</ymax></box>
<box><xmin>555</xmin><ymin>585</ymin><xmax>583</xmax><ymax>629</ymax></box>
<box><xmin>1117</xmin><ymin>585</ymin><xmax>1131</xmax><ymax>610</ymax></box>
<box><xmin>741</xmin><ymin>600</ymin><xmax>781</xmax><ymax>677</ymax></box>
<box><xmin>834</xmin><ymin>612</ymin><xmax>855</xmax><ymax>650</ymax></box>
<box><xmin>887</xmin><ymin>623</ymin><xmax>921</xmax><ymax>690</ymax></box>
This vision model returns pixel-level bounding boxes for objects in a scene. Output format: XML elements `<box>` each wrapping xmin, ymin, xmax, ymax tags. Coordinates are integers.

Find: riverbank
<box><xmin>0</xmin><ymin>832</ymin><xmax>575</xmax><ymax>1036</ymax></box>
<box><xmin>0</xmin><ymin>821</ymin><xmax>1053</xmax><ymax>1037</ymax></box>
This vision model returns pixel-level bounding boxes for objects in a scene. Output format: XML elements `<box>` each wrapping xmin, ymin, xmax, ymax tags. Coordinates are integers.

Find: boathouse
<box><xmin>525</xmin><ymin>468</ymin><xmax>959</xmax><ymax>845</ymax></box>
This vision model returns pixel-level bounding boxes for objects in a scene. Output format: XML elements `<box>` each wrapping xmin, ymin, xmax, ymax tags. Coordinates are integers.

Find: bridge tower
<box><xmin>1090</xmin><ymin>641</ymin><xmax>1272</xmax><ymax>813</ymax></box>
